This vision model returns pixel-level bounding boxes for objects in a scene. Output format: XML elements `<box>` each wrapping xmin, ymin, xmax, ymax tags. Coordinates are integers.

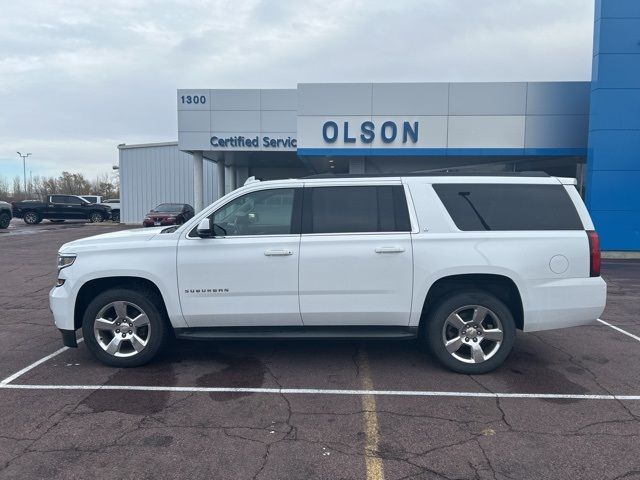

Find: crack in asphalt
<box><xmin>531</xmin><ymin>333</ymin><xmax>640</xmax><ymax>427</ymax></box>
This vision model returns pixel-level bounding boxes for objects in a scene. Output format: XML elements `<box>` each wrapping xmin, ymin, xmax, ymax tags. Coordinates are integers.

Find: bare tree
<box><xmin>5</xmin><ymin>170</ymin><xmax>118</xmax><ymax>201</ymax></box>
<box><xmin>12</xmin><ymin>176</ymin><xmax>23</xmax><ymax>200</ymax></box>
<box><xmin>0</xmin><ymin>176</ymin><xmax>10</xmax><ymax>200</ymax></box>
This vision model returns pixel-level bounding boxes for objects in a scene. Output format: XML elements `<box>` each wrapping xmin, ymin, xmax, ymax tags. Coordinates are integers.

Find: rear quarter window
<box><xmin>432</xmin><ymin>184</ymin><xmax>584</xmax><ymax>231</ymax></box>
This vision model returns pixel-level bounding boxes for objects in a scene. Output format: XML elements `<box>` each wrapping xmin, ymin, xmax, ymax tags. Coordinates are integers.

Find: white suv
<box><xmin>50</xmin><ymin>174</ymin><xmax>606</xmax><ymax>374</ymax></box>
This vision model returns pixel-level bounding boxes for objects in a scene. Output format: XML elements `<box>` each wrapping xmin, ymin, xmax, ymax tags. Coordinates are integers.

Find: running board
<box><xmin>174</xmin><ymin>326</ymin><xmax>418</xmax><ymax>341</ymax></box>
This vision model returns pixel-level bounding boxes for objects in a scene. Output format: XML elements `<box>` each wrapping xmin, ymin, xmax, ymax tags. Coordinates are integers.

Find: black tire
<box><xmin>0</xmin><ymin>212</ymin><xmax>10</xmax><ymax>229</ymax></box>
<box><xmin>424</xmin><ymin>289</ymin><xmax>516</xmax><ymax>374</ymax></box>
<box><xmin>49</xmin><ymin>219</ymin><xmax>65</xmax><ymax>223</ymax></box>
<box><xmin>111</xmin><ymin>210</ymin><xmax>120</xmax><ymax>223</ymax></box>
<box><xmin>89</xmin><ymin>211</ymin><xmax>104</xmax><ymax>223</ymax></box>
<box><xmin>82</xmin><ymin>288</ymin><xmax>169</xmax><ymax>367</ymax></box>
<box><xmin>23</xmin><ymin>211</ymin><xmax>40</xmax><ymax>225</ymax></box>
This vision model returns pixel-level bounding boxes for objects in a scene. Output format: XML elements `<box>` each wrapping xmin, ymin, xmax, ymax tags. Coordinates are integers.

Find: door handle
<box><xmin>264</xmin><ymin>249</ymin><xmax>293</xmax><ymax>256</ymax></box>
<box><xmin>375</xmin><ymin>246</ymin><xmax>405</xmax><ymax>254</ymax></box>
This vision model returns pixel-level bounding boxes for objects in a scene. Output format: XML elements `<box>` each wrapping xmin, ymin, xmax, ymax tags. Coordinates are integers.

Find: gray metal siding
<box><xmin>119</xmin><ymin>144</ymin><xmax>219</xmax><ymax>224</ymax></box>
<box><xmin>297</xmin><ymin>81</ymin><xmax>591</xmax><ymax>151</ymax></box>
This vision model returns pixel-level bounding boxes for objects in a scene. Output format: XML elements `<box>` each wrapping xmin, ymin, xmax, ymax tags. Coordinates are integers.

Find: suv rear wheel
<box><xmin>424</xmin><ymin>289</ymin><xmax>516</xmax><ymax>374</ymax></box>
<box><xmin>82</xmin><ymin>288</ymin><xmax>168</xmax><ymax>367</ymax></box>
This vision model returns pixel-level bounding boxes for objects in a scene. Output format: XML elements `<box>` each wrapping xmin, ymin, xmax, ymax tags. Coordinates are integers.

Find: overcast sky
<box><xmin>0</xmin><ymin>0</ymin><xmax>595</xmax><ymax>180</ymax></box>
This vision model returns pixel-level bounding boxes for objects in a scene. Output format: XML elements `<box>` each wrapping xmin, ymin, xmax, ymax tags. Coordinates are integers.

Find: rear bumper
<box><xmin>523</xmin><ymin>276</ymin><xmax>607</xmax><ymax>332</ymax></box>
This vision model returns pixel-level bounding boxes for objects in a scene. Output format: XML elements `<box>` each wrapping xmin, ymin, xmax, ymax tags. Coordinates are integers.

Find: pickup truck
<box><xmin>80</xmin><ymin>196</ymin><xmax>120</xmax><ymax>223</ymax></box>
<box><xmin>12</xmin><ymin>194</ymin><xmax>112</xmax><ymax>224</ymax></box>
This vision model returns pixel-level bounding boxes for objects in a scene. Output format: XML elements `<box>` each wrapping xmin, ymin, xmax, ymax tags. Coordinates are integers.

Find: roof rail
<box><xmin>244</xmin><ymin>176</ymin><xmax>260</xmax><ymax>186</ymax></box>
<box><xmin>302</xmin><ymin>171</ymin><xmax>550</xmax><ymax>179</ymax></box>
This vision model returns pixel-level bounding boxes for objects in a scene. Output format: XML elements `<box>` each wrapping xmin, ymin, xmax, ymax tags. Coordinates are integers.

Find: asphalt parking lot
<box><xmin>1</xmin><ymin>219</ymin><xmax>639</xmax><ymax>479</ymax></box>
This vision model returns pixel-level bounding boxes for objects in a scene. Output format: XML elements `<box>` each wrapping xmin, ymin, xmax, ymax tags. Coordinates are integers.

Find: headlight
<box><xmin>57</xmin><ymin>253</ymin><xmax>76</xmax><ymax>271</ymax></box>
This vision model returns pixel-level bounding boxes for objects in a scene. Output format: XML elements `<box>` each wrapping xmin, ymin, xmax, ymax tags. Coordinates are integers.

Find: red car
<box><xmin>142</xmin><ymin>203</ymin><xmax>194</xmax><ymax>227</ymax></box>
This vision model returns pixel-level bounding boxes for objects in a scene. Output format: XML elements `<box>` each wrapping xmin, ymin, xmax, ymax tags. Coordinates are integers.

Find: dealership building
<box><xmin>119</xmin><ymin>0</ymin><xmax>639</xmax><ymax>251</ymax></box>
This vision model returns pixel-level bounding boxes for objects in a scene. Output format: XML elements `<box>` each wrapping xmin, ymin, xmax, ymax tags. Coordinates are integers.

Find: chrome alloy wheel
<box><xmin>441</xmin><ymin>305</ymin><xmax>504</xmax><ymax>364</ymax></box>
<box><xmin>94</xmin><ymin>301</ymin><xmax>151</xmax><ymax>357</ymax></box>
<box><xmin>24</xmin><ymin>212</ymin><xmax>38</xmax><ymax>224</ymax></box>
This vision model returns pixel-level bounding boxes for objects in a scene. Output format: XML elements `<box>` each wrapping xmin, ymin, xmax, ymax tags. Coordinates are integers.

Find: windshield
<box><xmin>154</xmin><ymin>203</ymin><xmax>183</xmax><ymax>213</ymax></box>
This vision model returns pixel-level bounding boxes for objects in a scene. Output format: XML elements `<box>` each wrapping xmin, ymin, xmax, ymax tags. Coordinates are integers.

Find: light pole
<box><xmin>16</xmin><ymin>152</ymin><xmax>31</xmax><ymax>193</ymax></box>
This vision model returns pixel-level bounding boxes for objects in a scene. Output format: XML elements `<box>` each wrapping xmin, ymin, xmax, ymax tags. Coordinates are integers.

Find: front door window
<box><xmin>211</xmin><ymin>188</ymin><xmax>296</xmax><ymax>236</ymax></box>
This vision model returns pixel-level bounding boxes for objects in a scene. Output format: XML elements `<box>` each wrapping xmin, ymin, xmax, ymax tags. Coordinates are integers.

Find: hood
<box><xmin>59</xmin><ymin>227</ymin><xmax>165</xmax><ymax>253</ymax></box>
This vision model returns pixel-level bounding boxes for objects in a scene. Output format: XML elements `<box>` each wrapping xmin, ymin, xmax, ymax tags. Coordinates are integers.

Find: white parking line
<box><xmin>598</xmin><ymin>319</ymin><xmax>640</xmax><ymax>343</ymax></box>
<box><xmin>0</xmin><ymin>338</ymin><xmax>84</xmax><ymax>386</ymax></box>
<box><xmin>1</xmin><ymin>383</ymin><xmax>640</xmax><ymax>400</ymax></box>
<box><xmin>1</xmin><ymin>322</ymin><xmax>639</xmax><ymax>400</ymax></box>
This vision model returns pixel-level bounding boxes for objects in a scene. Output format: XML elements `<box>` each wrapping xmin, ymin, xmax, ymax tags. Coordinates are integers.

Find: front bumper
<box><xmin>50</xmin><ymin>283</ymin><xmax>75</xmax><ymax>331</ymax></box>
<box><xmin>143</xmin><ymin>219</ymin><xmax>177</xmax><ymax>227</ymax></box>
<box><xmin>51</xmin><ymin>282</ymin><xmax>80</xmax><ymax>347</ymax></box>
<box><xmin>59</xmin><ymin>329</ymin><xmax>78</xmax><ymax>347</ymax></box>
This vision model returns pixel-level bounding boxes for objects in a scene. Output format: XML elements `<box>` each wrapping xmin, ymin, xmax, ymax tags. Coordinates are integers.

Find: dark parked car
<box><xmin>11</xmin><ymin>195</ymin><xmax>112</xmax><ymax>224</ymax></box>
<box><xmin>0</xmin><ymin>201</ymin><xmax>11</xmax><ymax>229</ymax></box>
<box><xmin>142</xmin><ymin>203</ymin><xmax>194</xmax><ymax>227</ymax></box>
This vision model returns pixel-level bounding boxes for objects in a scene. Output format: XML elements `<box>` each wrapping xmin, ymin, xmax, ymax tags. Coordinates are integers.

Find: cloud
<box><xmin>0</xmin><ymin>0</ymin><xmax>594</xmax><ymax>178</ymax></box>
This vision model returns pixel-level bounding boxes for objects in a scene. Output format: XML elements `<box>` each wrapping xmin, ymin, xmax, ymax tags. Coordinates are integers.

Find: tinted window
<box><xmin>211</xmin><ymin>188</ymin><xmax>297</xmax><ymax>236</ymax></box>
<box><xmin>51</xmin><ymin>195</ymin><xmax>82</xmax><ymax>205</ymax></box>
<box><xmin>155</xmin><ymin>203</ymin><xmax>183</xmax><ymax>213</ymax></box>
<box><xmin>303</xmin><ymin>186</ymin><xmax>411</xmax><ymax>234</ymax></box>
<box><xmin>433</xmin><ymin>184</ymin><xmax>584</xmax><ymax>231</ymax></box>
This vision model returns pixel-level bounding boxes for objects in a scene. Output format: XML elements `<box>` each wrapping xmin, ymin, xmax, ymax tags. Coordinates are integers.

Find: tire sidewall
<box><xmin>0</xmin><ymin>212</ymin><xmax>9</xmax><ymax>228</ymax></box>
<box><xmin>82</xmin><ymin>288</ymin><xmax>168</xmax><ymax>367</ymax></box>
<box><xmin>425</xmin><ymin>290</ymin><xmax>516</xmax><ymax>374</ymax></box>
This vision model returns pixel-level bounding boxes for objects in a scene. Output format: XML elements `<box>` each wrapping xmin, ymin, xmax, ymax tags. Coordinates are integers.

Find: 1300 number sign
<box><xmin>181</xmin><ymin>95</ymin><xmax>206</xmax><ymax>105</ymax></box>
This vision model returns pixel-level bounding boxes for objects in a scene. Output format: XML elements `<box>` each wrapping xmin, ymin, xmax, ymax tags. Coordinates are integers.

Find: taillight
<box><xmin>587</xmin><ymin>230</ymin><xmax>600</xmax><ymax>277</ymax></box>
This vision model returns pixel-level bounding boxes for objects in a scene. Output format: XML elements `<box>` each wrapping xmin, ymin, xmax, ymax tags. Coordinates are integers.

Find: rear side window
<box><xmin>433</xmin><ymin>184</ymin><xmax>583</xmax><ymax>231</ymax></box>
<box><xmin>302</xmin><ymin>185</ymin><xmax>411</xmax><ymax>234</ymax></box>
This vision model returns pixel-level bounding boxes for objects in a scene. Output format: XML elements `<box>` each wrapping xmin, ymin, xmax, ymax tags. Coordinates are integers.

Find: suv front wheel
<box><xmin>89</xmin><ymin>211</ymin><xmax>104</xmax><ymax>223</ymax></box>
<box><xmin>424</xmin><ymin>290</ymin><xmax>516</xmax><ymax>374</ymax></box>
<box><xmin>82</xmin><ymin>288</ymin><xmax>168</xmax><ymax>367</ymax></box>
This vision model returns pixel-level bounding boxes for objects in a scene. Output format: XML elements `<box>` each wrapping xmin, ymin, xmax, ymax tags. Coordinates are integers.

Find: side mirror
<box><xmin>196</xmin><ymin>218</ymin><xmax>213</xmax><ymax>238</ymax></box>
<box><xmin>247</xmin><ymin>212</ymin><xmax>259</xmax><ymax>223</ymax></box>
